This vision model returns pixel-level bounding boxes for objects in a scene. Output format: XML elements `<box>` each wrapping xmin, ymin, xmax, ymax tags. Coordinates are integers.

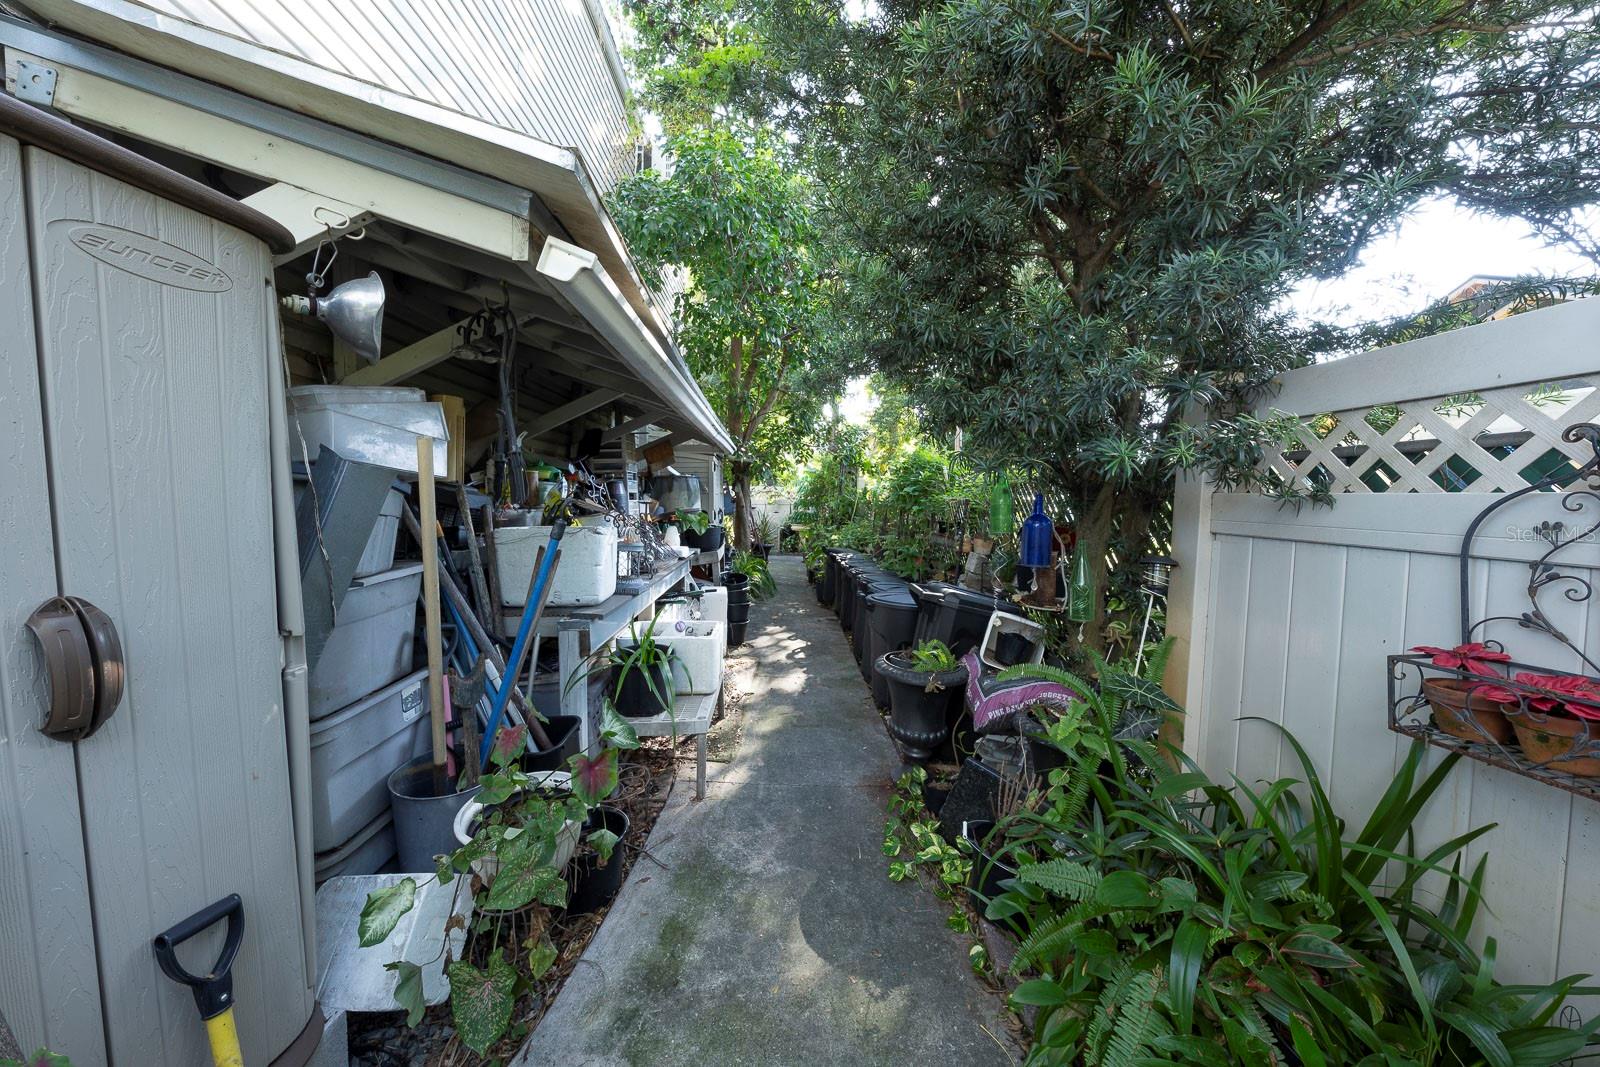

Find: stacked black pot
<box><xmin>724</xmin><ymin>571</ymin><xmax>751</xmax><ymax>646</ymax></box>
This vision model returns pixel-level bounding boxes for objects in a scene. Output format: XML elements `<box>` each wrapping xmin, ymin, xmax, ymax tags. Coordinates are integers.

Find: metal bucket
<box><xmin>387</xmin><ymin>755</ymin><xmax>481</xmax><ymax>872</ymax></box>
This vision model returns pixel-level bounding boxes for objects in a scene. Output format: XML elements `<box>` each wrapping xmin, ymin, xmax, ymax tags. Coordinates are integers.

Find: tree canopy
<box><xmin>625</xmin><ymin>0</ymin><xmax>1600</xmax><ymax>648</ymax></box>
<box><xmin>610</xmin><ymin>123</ymin><xmax>848</xmax><ymax>546</ymax></box>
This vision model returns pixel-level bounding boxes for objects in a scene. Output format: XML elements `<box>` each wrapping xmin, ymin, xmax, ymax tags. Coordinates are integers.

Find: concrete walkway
<box><xmin>517</xmin><ymin>555</ymin><xmax>1013</xmax><ymax>1067</ymax></box>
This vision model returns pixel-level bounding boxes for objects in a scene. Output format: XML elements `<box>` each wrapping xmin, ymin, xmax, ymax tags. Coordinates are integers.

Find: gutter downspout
<box><xmin>265</xmin><ymin>286</ymin><xmax>318</xmax><ymax>988</ymax></box>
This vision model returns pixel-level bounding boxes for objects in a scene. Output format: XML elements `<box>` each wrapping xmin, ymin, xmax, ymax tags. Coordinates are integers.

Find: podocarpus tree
<box><xmin>651</xmin><ymin>0</ymin><xmax>1600</xmax><ymax>650</ymax></box>
<box><xmin>611</xmin><ymin>125</ymin><xmax>836</xmax><ymax>550</ymax></box>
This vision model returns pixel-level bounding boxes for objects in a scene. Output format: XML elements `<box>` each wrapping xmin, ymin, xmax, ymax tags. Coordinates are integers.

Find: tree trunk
<box><xmin>730</xmin><ymin>460</ymin><xmax>754</xmax><ymax>552</ymax></box>
<box><xmin>1067</xmin><ymin>482</ymin><xmax>1124</xmax><ymax>658</ymax></box>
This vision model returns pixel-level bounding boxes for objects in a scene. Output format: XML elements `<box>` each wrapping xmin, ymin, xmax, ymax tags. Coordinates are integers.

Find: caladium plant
<box><xmin>1479</xmin><ymin>671</ymin><xmax>1600</xmax><ymax>720</ymax></box>
<box><xmin>1410</xmin><ymin>642</ymin><xmax>1511</xmax><ymax>676</ymax></box>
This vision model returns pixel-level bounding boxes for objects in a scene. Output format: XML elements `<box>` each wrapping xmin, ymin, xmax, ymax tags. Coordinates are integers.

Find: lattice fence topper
<box><xmin>1260</xmin><ymin>378</ymin><xmax>1600</xmax><ymax>494</ymax></box>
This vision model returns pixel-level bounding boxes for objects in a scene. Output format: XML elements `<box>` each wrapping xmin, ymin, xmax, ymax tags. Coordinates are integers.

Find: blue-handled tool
<box><xmin>480</xmin><ymin>518</ymin><xmax>566</xmax><ymax>768</ymax></box>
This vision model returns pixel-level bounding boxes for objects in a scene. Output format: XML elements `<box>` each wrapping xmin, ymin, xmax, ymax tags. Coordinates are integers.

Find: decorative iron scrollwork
<box><xmin>1389</xmin><ymin>421</ymin><xmax>1600</xmax><ymax>800</ymax></box>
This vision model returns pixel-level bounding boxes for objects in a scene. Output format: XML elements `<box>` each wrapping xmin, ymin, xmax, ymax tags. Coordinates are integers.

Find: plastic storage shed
<box><xmin>0</xmin><ymin>96</ymin><xmax>320</xmax><ymax>1066</ymax></box>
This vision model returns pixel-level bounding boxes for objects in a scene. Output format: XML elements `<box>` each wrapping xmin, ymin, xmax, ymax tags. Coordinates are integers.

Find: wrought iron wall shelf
<box><xmin>1385</xmin><ymin>423</ymin><xmax>1600</xmax><ymax>802</ymax></box>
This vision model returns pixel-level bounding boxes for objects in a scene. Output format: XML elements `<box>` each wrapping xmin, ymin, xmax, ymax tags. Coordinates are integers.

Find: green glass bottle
<box><xmin>989</xmin><ymin>475</ymin><xmax>1014</xmax><ymax>538</ymax></box>
<box><xmin>1067</xmin><ymin>546</ymin><xmax>1095</xmax><ymax>623</ymax></box>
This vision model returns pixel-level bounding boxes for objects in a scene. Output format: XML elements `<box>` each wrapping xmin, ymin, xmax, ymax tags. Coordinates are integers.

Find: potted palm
<box><xmin>753</xmin><ymin>514</ymin><xmax>776</xmax><ymax>560</ymax></box>
<box><xmin>876</xmin><ymin>639</ymin><xmax>969</xmax><ymax>762</ymax></box>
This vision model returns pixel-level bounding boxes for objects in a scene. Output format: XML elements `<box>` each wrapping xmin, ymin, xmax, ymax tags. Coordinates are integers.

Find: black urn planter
<box><xmin>566</xmin><ymin>805</ymin><xmax>631</xmax><ymax>914</ymax></box>
<box><xmin>754</xmin><ymin>542</ymin><xmax>773</xmax><ymax>561</ymax></box>
<box><xmin>875</xmin><ymin>650</ymin><xmax>968</xmax><ymax>763</ymax></box>
<box><xmin>613</xmin><ymin>656</ymin><xmax>677</xmax><ymax>718</ymax></box>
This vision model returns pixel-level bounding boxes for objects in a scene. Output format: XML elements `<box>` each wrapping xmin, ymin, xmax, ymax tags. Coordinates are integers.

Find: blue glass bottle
<box><xmin>1019</xmin><ymin>494</ymin><xmax>1053</xmax><ymax>569</ymax></box>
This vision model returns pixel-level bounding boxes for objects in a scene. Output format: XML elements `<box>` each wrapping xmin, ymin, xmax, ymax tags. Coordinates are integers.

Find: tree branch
<box><xmin>1254</xmin><ymin>0</ymin><xmax>1372</xmax><ymax>78</ymax></box>
<box><xmin>1284</xmin><ymin>18</ymin><xmax>1589</xmax><ymax>70</ymax></box>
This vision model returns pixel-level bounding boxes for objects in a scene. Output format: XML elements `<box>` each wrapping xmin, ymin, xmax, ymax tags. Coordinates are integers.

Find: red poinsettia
<box><xmin>1410</xmin><ymin>642</ymin><xmax>1511</xmax><ymax>677</ymax></box>
<box><xmin>1478</xmin><ymin>671</ymin><xmax>1600</xmax><ymax>720</ymax></box>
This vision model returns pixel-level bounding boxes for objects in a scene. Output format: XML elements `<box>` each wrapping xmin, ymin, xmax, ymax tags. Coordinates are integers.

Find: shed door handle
<box><xmin>25</xmin><ymin>595</ymin><xmax>125</xmax><ymax>741</ymax></box>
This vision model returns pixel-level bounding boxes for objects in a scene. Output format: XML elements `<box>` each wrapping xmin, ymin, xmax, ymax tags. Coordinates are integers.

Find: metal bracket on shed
<box><xmin>10</xmin><ymin>58</ymin><xmax>57</xmax><ymax>106</ymax></box>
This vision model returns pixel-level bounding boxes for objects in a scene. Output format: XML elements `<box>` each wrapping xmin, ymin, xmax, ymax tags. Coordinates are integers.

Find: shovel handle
<box><xmin>152</xmin><ymin>894</ymin><xmax>244</xmax><ymax>1021</ymax></box>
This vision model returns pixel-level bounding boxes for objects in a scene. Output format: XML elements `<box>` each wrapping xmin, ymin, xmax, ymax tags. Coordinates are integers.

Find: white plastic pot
<box><xmin>452</xmin><ymin>771</ymin><xmax>580</xmax><ymax>881</ymax></box>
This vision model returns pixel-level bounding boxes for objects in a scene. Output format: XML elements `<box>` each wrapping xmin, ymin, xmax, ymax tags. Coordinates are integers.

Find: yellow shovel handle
<box><xmin>203</xmin><ymin>1005</ymin><xmax>245</xmax><ymax>1067</ymax></box>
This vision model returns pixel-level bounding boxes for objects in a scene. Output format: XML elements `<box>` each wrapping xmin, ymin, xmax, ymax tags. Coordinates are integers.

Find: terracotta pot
<box><xmin>1509</xmin><ymin>710</ymin><xmax>1600</xmax><ymax>777</ymax></box>
<box><xmin>1422</xmin><ymin>678</ymin><xmax>1515</xmax><ymax>745</ymax></box>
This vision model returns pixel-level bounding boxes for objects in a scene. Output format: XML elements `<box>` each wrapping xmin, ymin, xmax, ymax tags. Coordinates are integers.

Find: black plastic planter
<box><xmin>566</xmin><ymin>805</ymin><xmax>631</xmax><ymax>914</ymax></box>
<box><xmin>521</xmin><ymin>714</ymin><xmax>582</xmax><ymax>771</ymax></box>
<box><xmin>853</xmin><ymin>578</ymin><xmax>907</xmax><ymax>675</ymax></box>
<box><xmin>728</xmin><ymin>621</ymin><xmax>749</xmax><ymax>647</ymax></box>
<box><xmin>962</xmin><ymin>819</ymin><xmax>1017</xmax><ymax>910</ymax></box>
<box><xmin>682</xmin><ymin>525</ymin><xmax>726</xmax><ymax>553</ymax></box>
<box><xmin>865</xmin><ymin>588</ymin><xmax>920</xmax><ymax>708</ymax></box>
<box><xmin>875</xmin><ymin>650</ymin><xmax>968</xmax><ymax>763</ymax></box>
<box><xmin>613</xmin><ymin>657</ymin><xmax>677</xmax><ymax>718</ymax></box>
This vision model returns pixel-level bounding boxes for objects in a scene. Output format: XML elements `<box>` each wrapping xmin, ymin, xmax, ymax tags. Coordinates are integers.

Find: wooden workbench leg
<box><xmin>696</xmin><ymin>733</ymin><xmax>707</xmax><ymax>800</ymax></box>
<box><xmin>559</xmin><ymin>628</ymin><xmax>589</xmax><ymax>753</ymax></box>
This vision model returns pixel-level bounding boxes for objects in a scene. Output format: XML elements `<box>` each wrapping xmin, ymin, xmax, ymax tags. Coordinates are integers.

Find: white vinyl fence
<box><xmin>1167</xmin><ymin>297</ymin><xmax>1600</xmax><ymax>996</ymax></box>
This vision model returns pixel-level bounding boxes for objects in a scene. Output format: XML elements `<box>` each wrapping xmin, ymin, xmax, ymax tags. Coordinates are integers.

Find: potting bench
<box><xmin>625</xmin><ymin>688</ymin><xmax>719</xmax><ymax>800</ymax></box>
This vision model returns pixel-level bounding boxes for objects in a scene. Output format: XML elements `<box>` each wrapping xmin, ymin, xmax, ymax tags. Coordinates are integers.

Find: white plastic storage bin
<box><xmin>495</xmin><ymin>524</ymin><xmax>618</xmax><ymax>607</ymax></box>
<box><xmin>310</xmin><ymin>563</ymin><xmax>422</xmax><ymax>719</ymax></box>
<box><xmin>620</xmin><ymin>621</ymin><xmax>725</xmax><ymax>695</ymax></box>
<box><xmin>354</xmin><ymin>487</ymin><xmax>405</xmax><ymax>578</ymax></box>
<box><xmin>309</xmin><ymin>669</ymin><xmax>430</xmax><ymax>852</ymax></box>
<box><xmin>289</xmin><ymin>384</ymin><xmax>449</xmax><ymax>475</ymax></box>
<box><xmin>314</xmin><ymin>810</ymin><xmax>397</xmax><ymax>884</ymax></box>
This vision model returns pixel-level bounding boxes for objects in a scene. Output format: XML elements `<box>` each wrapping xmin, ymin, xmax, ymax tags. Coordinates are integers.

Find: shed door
<box><xmin>14</xmin><ymin>144</ymin><xmax>312</xmax><ymax>1065</ymax></box>
<box><xmin>0</xmin><ymin>133</ymin><xmax>109</xmax><ymax>1066</ymax></box>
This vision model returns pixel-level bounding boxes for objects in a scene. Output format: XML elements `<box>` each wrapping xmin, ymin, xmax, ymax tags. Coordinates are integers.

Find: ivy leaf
<box><xmin>358</xmin><ymin>877</ymin><xmax>416</xmax><ymax>947</ymax></box>
<box><xmin>568</xmin><ymin>749</ymin><xmax>619</xmax><ymax>806</ymax></box>
<box><xmin>447</xmin><ymin>950</ymin><xmax>517</xmax><ymax>1055</ymax></box>
<box><xmin>384</xmin><ymin>960</ymin><xmax>426</xmax><ymax>1027</ymax></box>
<box><xmin>526</xmin><ymin>934</ymin><xmax>559</xmax><ymax>980</ymax></box>
<box><xmin>600</xmin><ymin>702</ymin><xmax>640</xmax><ymax>750</ymax></box>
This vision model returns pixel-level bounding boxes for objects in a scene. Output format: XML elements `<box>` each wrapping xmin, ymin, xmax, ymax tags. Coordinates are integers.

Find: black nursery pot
<box><xmin>566</xmin><ymin>805</ymin><xmax>631</xmax><ymax>915</ymax></box>
<box><xmin>520</xmin><ymin>715</ymin><xmax>582</xmax><ymax>771</ymax></box>
<box><xmin>962</xmin><ymin>819</ymin><xmax>1017</xmax><ymax>909</ymax></box>
<box><xmin>613</xmin><ymin>656</ymin><xmax>676</xmax><ymax>718</ymax></box>
<box><xmin>728</xmin><ymin>620</ymin><xmax>749</xmax><ymax>647</ymax></box>
<box><xmin>875</xmin><ymin>650</ymin><xmax>968</xmax><ymax>763</ymax></box>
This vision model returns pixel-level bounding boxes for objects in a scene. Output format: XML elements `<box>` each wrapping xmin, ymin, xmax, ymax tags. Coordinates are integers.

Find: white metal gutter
<box><xmin>537</xmin><ymin>238</ymin><xmax>735</xmax><ymax>454</ymax></box>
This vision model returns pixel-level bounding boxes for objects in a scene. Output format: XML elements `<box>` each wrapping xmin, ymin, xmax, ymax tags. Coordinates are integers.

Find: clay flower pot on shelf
<box><xmin>1421</xmin><ymin>678</ymin><xmax>1516</xmax><ymax>745</ymax></box>
<box><xmin>1496</xmin><ymin>671</ymin><xmax>1600</xmax><ymax>778</ymax></box>
<box><xmin>1410</xmin><ymin>642</ymin><xmax>1516</xmax><ymax>745</ymax></box>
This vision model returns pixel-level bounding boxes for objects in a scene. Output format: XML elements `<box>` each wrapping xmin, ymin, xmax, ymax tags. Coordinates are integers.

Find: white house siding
<box><xmin>117</xmin><ymin>0</ymin><xmax>638</xmax><ymax>194</ymax></box>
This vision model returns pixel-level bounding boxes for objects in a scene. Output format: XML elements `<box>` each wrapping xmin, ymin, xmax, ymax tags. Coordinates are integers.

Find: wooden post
<box><xmin>417</xmin><ymin>437</ymin><xmax>448</xmax><ymax>787</ymax></box>
<box><xmin>457</xmin><ymin>485</ymin><xmax>494</xmax><ymax>632</ymax></box>
<box><xmin>480</xmin><ymin>504</ymin><xmax>504</xmax><ymax>640</ymax></box>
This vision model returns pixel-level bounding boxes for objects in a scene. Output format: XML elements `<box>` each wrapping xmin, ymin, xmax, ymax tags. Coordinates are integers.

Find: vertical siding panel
<box><xmin>1279</xmin><ymin>542</ymin><xmax>1347</xmax><ymax>781</ymax></box>
<box><xmin>1200</xmin><ymin>536</ymin><xmax>1252</xmax><ymax>777</ymax></box>
<box><xmin>1234</xmin><ymin>538</ymin><xmax>1294</xmax><ymax>786</ymax></box>
<box><xmin>1327</xmin><ymin>547</ymin><xmax>1410</xmax><ymax>825</ymax></box>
